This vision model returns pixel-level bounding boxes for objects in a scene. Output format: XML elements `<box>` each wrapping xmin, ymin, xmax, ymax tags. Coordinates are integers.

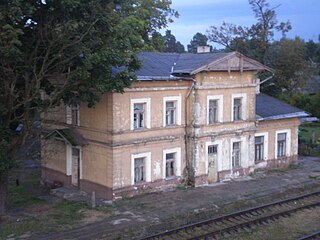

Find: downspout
<box><xmin>184</xmin><ymin>77</ymin><xmax>196</xmax><ymax>186</ymax></box>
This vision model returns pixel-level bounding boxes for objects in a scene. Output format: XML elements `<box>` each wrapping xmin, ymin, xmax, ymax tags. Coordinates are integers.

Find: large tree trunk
<box><xmin>0</xmin><ymin>172</ymin><xmax>8</xmax><ymax>219</ymax></box>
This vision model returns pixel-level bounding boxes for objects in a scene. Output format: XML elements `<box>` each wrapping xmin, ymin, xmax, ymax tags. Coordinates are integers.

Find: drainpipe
<box><xmin>184</xmin><ymin>77</ymin><xmax>196</xmax><ymax>186</ymax></box>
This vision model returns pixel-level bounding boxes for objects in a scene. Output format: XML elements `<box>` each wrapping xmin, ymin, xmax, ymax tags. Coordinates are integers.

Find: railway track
<box><xmin>141</xmin><ymin>191</ymin><xmax>320</xmax><ymax>240</ymax></box>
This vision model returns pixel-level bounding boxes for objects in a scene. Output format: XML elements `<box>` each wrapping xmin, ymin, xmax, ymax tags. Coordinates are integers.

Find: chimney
<box><xmin>197</xmin><ymin>46</ymin><xmax>211</xmax><ymax>53</ymax></box>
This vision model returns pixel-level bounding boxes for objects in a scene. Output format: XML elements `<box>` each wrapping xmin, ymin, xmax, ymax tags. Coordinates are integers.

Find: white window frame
<box><xmin>66</xmin><ymin>104</ymin><xmax>80</xmax><ymax>126</ymax></box>
<box><xmin>230</xmin><ymin>137</ymin><xmax>246</xmax><ymax>169</ymax></box>
<box><xmin>207</xmin><ymin>95</ymin><xmax>224</xmax><ymax>124</ymax></box>
<box><xmin>66</xmin><ymin>144</ymin><xmax>82</xmax><ymax>179</ymax></box>
<box><xmin>163</xmin><ymin>96</ymin><xmax>181</xmax><ymax>127</ymax></box>
<box><xmin>254</xmin><ymin>132</ymin><xmax>269</xmax><ymax>162</ymax></box>
<box><xmin>131</xmin><ymin>152</ymin><xmax>151</xmax><ymax>185</ymax></box>
<box><xmin>231</xmin><ymin>93</ymin><xmax>247</xmax><ymax>121</ymax></box>
<box><xmin>131</xmin><ymin>98</ymin><xmax>151</xmax><ymax>130</ymax></box>
<box><xmin>275</xmin><ymin>129</ymin><xmax>291</xmax><ymax>159</ymax></box>
<box><xmin>162</xmin><ymin>147</ymin><xmax>181</xmax><ymax>179</ymax></box>
<box><xmin>205</xmin><ymin>140</ymin><xmax>222</xmax><ymax>174</ymax></box>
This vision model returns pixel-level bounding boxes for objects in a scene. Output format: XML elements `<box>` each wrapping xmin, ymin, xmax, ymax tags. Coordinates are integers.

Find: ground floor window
<box><xmin>134</xmin><ymin>157</ymin><xmax>145</xmax><ymax>183</ymax></box>
<box><xmin>232</xmin><ymin>142</ymin><xmax>241</xmax><ymax>168</ymax></box>
<box><xmin>277</xmin><ymin>133</ymin><xmax>286</xmax><ymax>157</ymax></box>
<box><xmin>255</xmin><ymin>136</ymin><xmax>264</xmax><ymax>162</ymax></box>
<box><xmin>165</xmin><ymin>153</ymin><xmax>175</xmax><ymax>177</ymax></box>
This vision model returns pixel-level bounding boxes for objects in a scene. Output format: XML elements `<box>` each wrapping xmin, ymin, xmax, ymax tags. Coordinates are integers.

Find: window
<box><xmin>133</xmin><ymin>103</ymin><xmax>145</xmax><ymax>129</ymax></box>
<box><xmin>255</xmin><ymin>136</ymin><xmax>264</xmax><ymax>162</ymax></box>
<box><xmin>131</xmin><ymin>98</ymin><xmax>151</xmax><ymax>130</ymax></box>
<box><xmin>232</xmin><ymin>142</ymin><xmax>241</xmax><ymax>168</ymax></box>
<box><xmin>233</xmin><ymin>98</ymin><xmax>242</xmax><ymax>121</ymax></box>
<box><xmin>163</xmin><ymin>96</ymin><xmax>181</xmax><ymax>127</ymax></box>
<box><xmin>208</xmin><ymin>145</ymin><xmax>218</xmax><ymax>155</ymax></box>
<box><xmin>163</xmin><ymin>148</ymin><xmax>181</xmax><ymax>179</ymax></box>
<box><xmin>277</xmin><ymin>133</ymin><xmax>286</xmax><ymax>157</ymax></box>
<box><xmin>208</xmin><ymin>100</ymin><xmax>218</xmax><ymax>124</ymax></box>
<box><xmin>207</xmin><ymin>95</ymin><xmax>223</xmax><ymax>124</ymax></box>
<box><xmin>166</xmin><ymin>101</ymin><xmax>176</xmax><ymax>126</ymax></box>
<box><xmin>231</xmin><ymin>93</ymin><xmax>247</xmax><ymax>121</ymax></box>
<box><xmin>165</xmin><ymin>153</ymin><xmax>175</xmax><ymax>177</ymax></box>
<box><xmin>66</xmin><ymin>105</ymin><xmax>80</xmax><ymax>125</ymax></box>
<box><xmin>134</xmin><ymin>158</ymin><xmax>145</xmax><ymax>183</ymax></box>
<box><xmin>131</xmin><ymin>152</ymin><xmax>151</xmax><ymax>185</ymax></box>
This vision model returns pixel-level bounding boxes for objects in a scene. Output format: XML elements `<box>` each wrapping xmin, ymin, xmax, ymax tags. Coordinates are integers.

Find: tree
<box><xmin>0</xmin><ymin>0</ymin><xmax>176</xmax><ymax>216</ymax></box>
<box><xmin>264</xmin><ymin>37</ymin><xmax>313</xmax><ymax>94</ymax></box>
<box><xmin>207</xmin><ymin>0</ymin><xmax>291</xmax><ymax>63</ymax></box>
<box><xmin>164</xmin><ymin>30</ymin><xmax>185</xmax><ymax>53</ymax></box>
<box><xmin>187</xmin><ymin>32</ymin><xmax>211</xmax><ymax>53</ymax></box>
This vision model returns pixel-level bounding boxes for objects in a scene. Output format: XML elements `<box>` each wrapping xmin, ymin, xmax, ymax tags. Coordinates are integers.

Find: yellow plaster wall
<box><xmin>41</xmin><ymin>139</ymin><xmax>66</xmax><ymax>173</ymax></box>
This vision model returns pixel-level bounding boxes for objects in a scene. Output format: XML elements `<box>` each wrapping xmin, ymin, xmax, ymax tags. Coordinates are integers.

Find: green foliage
<box><xmin>187</xmin><ymin>32</ymin><xmax>211</xmax><ymax>53</ymax></box>
<box><xmin>164</xmin><ymin>30</ymin><xmax>185</xmax><ymax>53</ymax></box>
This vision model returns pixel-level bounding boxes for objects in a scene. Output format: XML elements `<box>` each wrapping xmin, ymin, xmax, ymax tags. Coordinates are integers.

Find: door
<box><xmin>71</xmin><ymin>148</ymin><xmax>80</xmax><ymax>187</ymax></box>
<box><xmin>208</xmin><ymin>145</ymin><xmax>218</xmax><ymax>183</ymax></box>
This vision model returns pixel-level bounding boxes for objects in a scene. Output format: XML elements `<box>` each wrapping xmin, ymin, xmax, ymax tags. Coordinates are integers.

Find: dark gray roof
<box><xmin>135</xmin><ymin>52</ymin><xmax>231</xmax><ymax>80</ymax></box>
<box><xmin>256</xmin><ymin>93</ymin><xmax>309</xmax><ymax>120</ymax></box>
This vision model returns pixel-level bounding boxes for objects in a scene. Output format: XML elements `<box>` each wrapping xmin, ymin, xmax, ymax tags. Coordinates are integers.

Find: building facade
<box><xmin>41</xmin><ymin>52</ymin><xmax>309</xmax><ymax>200</ymax></box>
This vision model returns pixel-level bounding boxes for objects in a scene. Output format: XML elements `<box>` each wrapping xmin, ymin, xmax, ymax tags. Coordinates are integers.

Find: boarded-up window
<box><xmin>277</xmin><ymin>133</ymin><xmax>286</xmax><ymax>157</ymax></box>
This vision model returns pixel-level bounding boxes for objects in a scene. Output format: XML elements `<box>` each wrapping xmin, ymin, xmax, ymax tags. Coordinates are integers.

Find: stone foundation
<box><xmin>113</xmin><ymin>177</ymin><xmax>182</xmax><ymax>200</ymax></box>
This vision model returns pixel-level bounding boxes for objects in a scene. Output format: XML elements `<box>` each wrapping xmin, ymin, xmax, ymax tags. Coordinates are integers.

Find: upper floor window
<box><xmin>277</xmin><ymin>133</ymin><xmax>286</xmax><ymax>157</ymax></box>
<box><xmin>232</xmin><ymin>93</ymin><xmax>247</xmax><ymax>121</ymax></box>
<box><xmin>233</xmin><ymin>98</ymin><xmax>242</xmax><ymax>121</ymax></box>
<box><xmin>207</xmin><ymin>95</ymin><xmax>223</xmax><ymax>124</ymax></box>
<box><xmin>131</xmin><ymin>98</ymin><xmax>151</xmax><ymax>130</ymax></box>
<box><xmin>66</xmin><ymin>104</ymin><xmax>80</xmax><ymax>126</ymax></box>
<box><xmin>133</xmin><ymin>103</ymin><xmax>145</xmax><ymax>129</ymax></box>
<box><xmin>163</xmin><ymin>96</ymin><xmax>181</xmax><ymax>127</ymax></box>
<box><xmin>208</xmin><ymin>100</ymin><xmax>218</xmax><ymax>124</ymax></box>
<box><xmin>166</xmin><ymin>101</ymin><xmax>176</xmax><ymax>126</ymax></box>
<box><xmin>232</xmin><ymin>141</ymin><xmax>241</xmax><ymax>168</ymax></box>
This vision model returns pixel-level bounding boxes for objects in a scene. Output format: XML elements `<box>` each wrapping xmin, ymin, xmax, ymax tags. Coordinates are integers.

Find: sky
<box><xmin>163</xmin><ymin>0</ymin><xmax>320</xmax><ymax>49</ymax></box>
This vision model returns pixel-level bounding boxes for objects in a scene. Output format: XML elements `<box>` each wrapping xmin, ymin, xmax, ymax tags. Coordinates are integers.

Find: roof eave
<box><xmin>257</xmin><ymin>112</ymin><xmax>310</xmax><ymax>121</ymax></box>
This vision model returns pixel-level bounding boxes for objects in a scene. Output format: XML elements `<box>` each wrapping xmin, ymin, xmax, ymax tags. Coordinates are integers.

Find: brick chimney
<box><xmin>197</xmin><ymin>46</ymin><xmax>211</xmax><ymax>53</ymax></box>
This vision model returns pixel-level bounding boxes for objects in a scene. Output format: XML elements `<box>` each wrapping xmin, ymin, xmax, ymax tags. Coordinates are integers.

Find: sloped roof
<box><xmin>135</xmin><ymin>51</ymin><xmax>271</xmax><ymax>80</ymax></box>
<box><xmin>256</xmin><ymin>93</ymin><xmax>309</xmax><ymax>120</ymax></box>
<box><xmin>45</xmin><ymin>128</ymin><xmax>88</xmax><ymax>146</ymax></box>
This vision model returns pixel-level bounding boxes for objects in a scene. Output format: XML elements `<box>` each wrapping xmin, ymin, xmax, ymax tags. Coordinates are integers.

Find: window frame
<box><xmin>162</xmin><ymin>147</ymin><xmax>181</xmax><ymax>179</ymax></box>
<box><xmin>205</xmin><ymin>140</ymin><xmax>222</xmax><ymax>174</ymax></box>
<box><xmin>207</xmin><ymin>95</ymin><xmax>223</xmax><ymax>124</ymax></box>
<box><xmin>163</xmin><ymin>96</ymin><xmax>181</xmax><ymax>127</ymax></box>
<box><xmin>131</xmin><ymin>98</ymin><xmax>151</xmax><ymax>130</ymax></box>
<box><xmin>231</xmin><ymin>93</ymin><xmax>247</xmax><ymax>121</ymax></box>
<box><xmin>66</xmin><ymin>104</ymin><xmax>80</xmax><ymax>126</ymax></box>
<box><xmin>254</xmin><ymin>132</ymin><xmax>268</xmax><ymax>163</ymax></box>
<box><xmin>131</xmin><ymin>152</ymin><xmax>151</xmax><ymax>185</ymax></box>
<box><xmin>275</xmin><ymin>129</ymin><xmax>291</xmax><ymax>158</ymax></box>
<box><xmin>232</xmin><ymin>141</ymin><xmax>241</xmax><ymax>168</ymax></box>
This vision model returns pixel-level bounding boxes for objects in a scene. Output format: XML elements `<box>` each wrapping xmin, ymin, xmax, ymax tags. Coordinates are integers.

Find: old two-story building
<box><xmin>41</xmin><ymin>51</ymin><xmax>309</xmax><ymax>200</ymax></box>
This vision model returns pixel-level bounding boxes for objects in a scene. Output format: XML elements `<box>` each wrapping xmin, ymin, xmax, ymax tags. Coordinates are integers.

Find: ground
<box><xmin>1</xmin><ymin>133</ymin><xmax>320</xmax><ymax>239</ymax></box>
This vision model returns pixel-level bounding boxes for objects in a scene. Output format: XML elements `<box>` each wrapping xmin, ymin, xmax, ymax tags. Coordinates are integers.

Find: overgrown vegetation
<box><xmin>299</xmin><ymin>123</ymin><xmax>320</xmax><ymax>156</ymax></box>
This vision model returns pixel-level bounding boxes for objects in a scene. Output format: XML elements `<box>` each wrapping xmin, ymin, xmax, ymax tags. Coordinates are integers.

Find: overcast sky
<box><xmin>164</xmin><ymin>0</ymin><xmax>320</xmax><ymax>49</ymax></box>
